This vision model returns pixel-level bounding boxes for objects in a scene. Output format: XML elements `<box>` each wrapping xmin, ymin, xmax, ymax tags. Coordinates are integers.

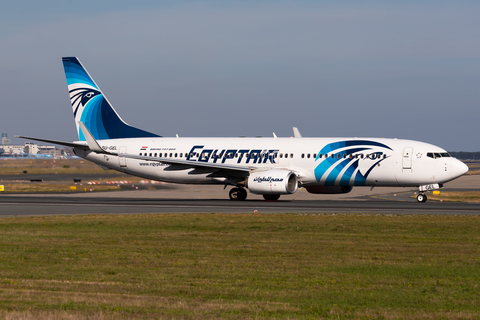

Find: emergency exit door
<box><xmin>119</xmin><ymin>146</ymin><xmax>127</xmax><ymax>167</ymax></box>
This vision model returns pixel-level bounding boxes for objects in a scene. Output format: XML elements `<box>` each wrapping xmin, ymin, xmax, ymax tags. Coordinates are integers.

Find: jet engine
<box><xmin>247</xmin><ymin>170</ymin><xmax>298</xmax><ymax>195</ymax></box>
<box><xmin>305</xmin><ymin>186</ymin><xmax>353</xmax><ymax>194</ymax></box>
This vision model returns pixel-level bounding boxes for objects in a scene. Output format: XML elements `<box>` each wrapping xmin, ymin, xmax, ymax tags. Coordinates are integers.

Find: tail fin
<box><xmin>62</xmin><ymin>57</ymin><xmax>160</xmax><ymax>141</ymax></box>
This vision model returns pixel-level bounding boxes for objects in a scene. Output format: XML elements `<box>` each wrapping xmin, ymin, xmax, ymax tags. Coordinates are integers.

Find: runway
<box><xmin>1</xmin><ymin>175</ymin><xmax>479</xmax><ymax>217</ymax></box>
<box><xmin>1</xmin><ymin>194</ymin><xmax>480</xmax><ymax>217</ymax></box>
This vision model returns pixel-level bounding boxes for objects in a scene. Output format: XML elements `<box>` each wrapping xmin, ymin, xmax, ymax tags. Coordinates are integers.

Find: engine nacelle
<box><xmin>305</xmin><ymin>186</ymin><xmax>353</xmax><ymax>194</ymax></box>
<box><xmin>247</xmin><ymin>170</ymin><xmax>298</xmax><ymax>195</ymax></box>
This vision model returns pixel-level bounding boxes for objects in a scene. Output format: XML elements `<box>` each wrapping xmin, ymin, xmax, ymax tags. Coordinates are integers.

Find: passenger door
<box><xmin>402</xmin><ymin>147</ymin><xmax>413</xmax><ymax>171</ymax></box>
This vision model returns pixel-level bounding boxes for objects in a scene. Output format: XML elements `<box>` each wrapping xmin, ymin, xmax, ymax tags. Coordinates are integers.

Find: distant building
<box><xmin>37</xmin><ymin>145</ymin><xmax>56</xmax><ymax>155</ymax></box>
<box><xmin>2</xmin><ymin>132</ymin><xmax>11</xmax><ymax>145</ymax></box>
<box><xmin>24</xmin><ymin>142</ymin><xmax>39</xmax><ymax>155</ymax></box>
<box><xmin>0</xmin><ymin>144</ymin><xmax>24</xmax><ymax>156</ymax></box>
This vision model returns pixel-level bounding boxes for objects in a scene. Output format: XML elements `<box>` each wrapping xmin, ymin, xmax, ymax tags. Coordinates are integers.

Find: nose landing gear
<box><xmin>229</xmin><ymin>187</ymin><xmax>247</xmax><ymax>201</ymax></box>
<box><xmin>416</xmin><ymin>192</ymin><xmax>427</xmax><ymax>203</ymax></box>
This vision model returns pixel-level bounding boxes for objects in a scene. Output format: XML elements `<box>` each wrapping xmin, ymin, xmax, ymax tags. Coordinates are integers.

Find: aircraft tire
<box><xmin>238</xmin><ymin>188</ymin><xmax>247</xmax><ymax>201</ymax></box>
<box><xmin>229</xmin><ymin>188</ymin><xmax>247</xmax><ymax>201</ymax></box>
<box><xmin>417</xmin><ymin>193</ymin><xmax>427</xmax><ymax>203</ymax></box>
<box><xmin>263</xmin><ymin>194</ymin><xmax>280</xmax><ymax>201</ymax></box>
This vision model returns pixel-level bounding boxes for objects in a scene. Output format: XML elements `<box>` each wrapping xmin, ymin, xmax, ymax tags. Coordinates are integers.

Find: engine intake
<box><xmin>305</xmin><ymin>186</ymin><xmax>353</xmax><ymax>194</ymax></box>
<box><xmin>247</xmin><ymin>170</ymin><xmax>298</xmax><ymax>195</ymax></box>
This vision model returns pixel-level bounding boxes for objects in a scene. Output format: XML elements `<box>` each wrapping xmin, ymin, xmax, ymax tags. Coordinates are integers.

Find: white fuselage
<box><xmin>73</xmin><ymin>137</ymin><xmax>468</xmax><ymax>188</ymax></box>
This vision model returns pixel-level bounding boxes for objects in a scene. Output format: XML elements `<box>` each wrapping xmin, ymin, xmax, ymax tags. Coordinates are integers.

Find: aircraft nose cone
<box><xmin>451</xmin><ymin>159</ymin><xmax>469</xmax><ymax>179</ymax></box>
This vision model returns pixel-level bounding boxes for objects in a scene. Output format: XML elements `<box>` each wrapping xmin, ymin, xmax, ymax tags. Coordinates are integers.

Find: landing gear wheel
<box><xmin>229</xmin><ymin>187</ymin><xmax>247</xmax><ymax>201</ymax></box>
<box><xmin>417</xmin><ymin>193</ymin><xmax>427</xmax><ymax>203</ymax></box>
<box><xmin>263</xmin><ymin>194</ymin><xmax>280</xmax><ymax>201</ymax></box>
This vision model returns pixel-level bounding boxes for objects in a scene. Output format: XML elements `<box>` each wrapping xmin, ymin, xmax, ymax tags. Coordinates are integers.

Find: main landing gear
<box><xmin>229</xmin><ymin>187</ymin><xmax>247</xmax><ymax>201</ymax></box>
<box><xmin>228</xmin><ymin>188</ymin><xmax>281</xmax><ymax>201</ymax></box>
<box><xmin>416</xmin><ymin>192</ymin><xmax>427</xmax><ymax>203</ymax></box>
<box><xmin>263</xmin><ymin>194</ymin><xmax>280</xmax><ymax>201</ymax></box>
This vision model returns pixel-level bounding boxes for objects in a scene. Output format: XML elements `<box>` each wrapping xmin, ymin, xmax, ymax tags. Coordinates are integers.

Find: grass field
<box><xmin>0</xmin><ymin>183</ymin><xmax>122</xmax><ymax>193</ymax></box>
<box><xmin>427</xmin><ymin>191</ymin><xmax>480</xmax><ymax>202</ymax></box>
<box><xmin>0</xmin><ymin>213</ymin><xmax>479</xmax><ymax>319</ymax></box>
<box><xmin>0</xmin><ymin>159</ymin><xmax>119</xmax><ymax>175</ymax></box>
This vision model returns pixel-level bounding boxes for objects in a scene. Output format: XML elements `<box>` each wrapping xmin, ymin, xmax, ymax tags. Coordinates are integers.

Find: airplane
<box><xmin>18</xmin><ymin>57</ymin><xmax>469</xmax><ymax>202</ymax></box>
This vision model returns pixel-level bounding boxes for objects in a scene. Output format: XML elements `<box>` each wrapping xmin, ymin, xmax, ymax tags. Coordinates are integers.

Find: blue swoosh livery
<box><xmin>62</xmin><ymin>57</ymin><xmax>160</xmax><ymax>141</ymax></box>
<box><xmin>314</xmin><ymin>140</ymin><xmax>392</xmax><ymax>185</ymax></box>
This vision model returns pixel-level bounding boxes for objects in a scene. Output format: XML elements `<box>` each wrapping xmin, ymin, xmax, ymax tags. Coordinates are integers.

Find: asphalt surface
<box><xmin>1</xmin><ymin>193</ymin><xmax>479</xmax><ymax>217</ymax></box>
<box><xmin>1</xmin><ymin>175</ymin><xmax>479</xmax><ymax>217</ymax></box>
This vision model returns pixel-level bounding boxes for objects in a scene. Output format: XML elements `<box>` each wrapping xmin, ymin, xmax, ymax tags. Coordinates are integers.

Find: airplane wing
<box><xmin>120</xmin><ymin>153</ymin><xmax>252</xmax><ymax>172</ymax></box>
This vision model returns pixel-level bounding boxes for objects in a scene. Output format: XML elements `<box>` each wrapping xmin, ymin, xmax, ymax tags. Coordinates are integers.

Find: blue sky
<box><xmin>1</xmin><ymin>1</ymin><xmax>479</xmax><ymax>151</ymax></box>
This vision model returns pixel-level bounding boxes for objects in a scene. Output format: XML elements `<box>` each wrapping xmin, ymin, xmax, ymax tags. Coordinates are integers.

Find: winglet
<box><xmin>293</xmin><ymin>127</ymin><xmax>302</xmax><ymax>138</ymax></box>
<box><xmin>78</xmin><ymin>121</ymin><xmax>111</xmax><ymax>154</ymax></box>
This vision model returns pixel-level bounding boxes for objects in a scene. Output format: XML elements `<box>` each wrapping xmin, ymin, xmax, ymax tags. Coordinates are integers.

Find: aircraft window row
<box><xmin>427</xmin><ymin>152</ymin><xmax>451</xmax><ymax>159</ymax></box>
<box><xmin>137</xmin><ymin>150</ymin><xmax>388</xmax><ymax>161</ymax></box>
<box><xmin>300</xmin><ymin>153</ymin><xmax>388</xmax><ymax>160</ymax></box>
<box><xmin>139</xmin><ymin>152</ymin><xmax>186</xmax><ymax>158</ymax></box>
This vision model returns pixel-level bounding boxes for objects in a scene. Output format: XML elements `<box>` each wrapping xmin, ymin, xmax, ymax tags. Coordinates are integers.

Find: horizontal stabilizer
<box><xmin>16</xmin><ymin>135</ymin><xmax>87</xmax><ymax>148</ymax></box>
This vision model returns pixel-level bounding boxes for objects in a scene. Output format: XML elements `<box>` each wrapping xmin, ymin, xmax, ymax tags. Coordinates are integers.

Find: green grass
<box><xmin>0</xmin><ymin>183</ymin><xmax>122</xmax><ymax>193</ymax></box>
<box><xmin>427</xmin><ymin>191</ymin><xmax>480</xmax><ymax>202</ymax></box>
<box><xmin>0</xmin><ymin>159</ymin><xmax>120</xmax><ymax>175</ymax></box>
<box><xmin>0</xmin><ymin>213</ymin><xmax>479</xmax><ymax>319</ymax></box>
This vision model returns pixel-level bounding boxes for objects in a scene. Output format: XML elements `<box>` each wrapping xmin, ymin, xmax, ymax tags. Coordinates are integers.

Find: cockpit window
<box><xmin>428</xmin><ymin>152</ymin><xmax>451</xmax><ymax>159</ymax></box>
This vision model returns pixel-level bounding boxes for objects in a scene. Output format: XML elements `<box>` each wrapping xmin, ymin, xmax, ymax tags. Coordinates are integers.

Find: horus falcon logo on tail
<box><xmin>62</xmin><ymin>57</ymin><xmax>160</xmax><ymax>141</ymax></box>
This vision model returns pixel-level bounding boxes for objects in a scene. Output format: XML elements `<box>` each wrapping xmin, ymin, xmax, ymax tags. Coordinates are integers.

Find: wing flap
<box><xmin>121</xmin><ymin>154</ymin><xmax>252</xmax><ymax>172</ymax></box>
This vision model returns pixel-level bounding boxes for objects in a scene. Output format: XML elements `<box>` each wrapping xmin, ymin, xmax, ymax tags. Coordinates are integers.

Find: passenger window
<box><xmin>301</xmin><ymin>154</ymin><xmax>305</xmax><ymax>158</ymax></box>
<box><xmin>180</xmin><ymin>153</ymin><xmax>183</xmax><ymax>157</ymax></box>
<box><xmin>170</xmin><ymin>153</ymin><xmax>173</xmax><ymax>157</ymax></box>
<box><xmin>139</xmin><ymin>153</ymin><xmax>142</xmax><ymax>156</ymax></box>
<box><xmin>154</xmin><ymin>153</ymin><xmax>157</xmax><ymax>157</ymax></box>
<box><xmin>337</xmin><ymin>154</ymin><xmax>341</xmax><ymax>159</ymax></box>
<box><xmin>290</xmin><ymin>154</ymin><xmax>293</xmax><ymax>158</ymax></box>
<box><xmin>343</xmin><ymin>154</ymin><xmax>346</xmax><ymax>159</ymax></box>
<box><xmin>144</xmin><ymin>153</ymin><xmax>147</xmax><ymax>156</ymax></box>
<box><xmin>348</xmin><ymin>154</ymin><xmax>353</xmax><ymax>160</ymax></box>
<box><xmin>307</xmin><ymin>154</ymin><xmax>310</xmax><ymax>158</ymax></box>
<box><xmin>383</xmin><ymin>154</ymin><xmax>386</xmax><ymax>159</ymax></box>
<box><xmin>159</xmin><ymin>153</ymin><xmax>162</xmax><ymax>157</ymax></box>
<box><xmin>280</xmin><ymin>154</ymin><xmax>283</xmax><ymax>158</ymax></box>
<box><xmin>149</xmin><ymin>153</ymin><xmax>152</xmax><ymax>157</ymax></box>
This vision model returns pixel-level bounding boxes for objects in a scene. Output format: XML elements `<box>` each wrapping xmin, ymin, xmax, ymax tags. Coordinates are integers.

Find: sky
<box><xmin>1</xmin><ymin>1</ymin><xmax>479</xmax><ymax>151</ymax></box>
